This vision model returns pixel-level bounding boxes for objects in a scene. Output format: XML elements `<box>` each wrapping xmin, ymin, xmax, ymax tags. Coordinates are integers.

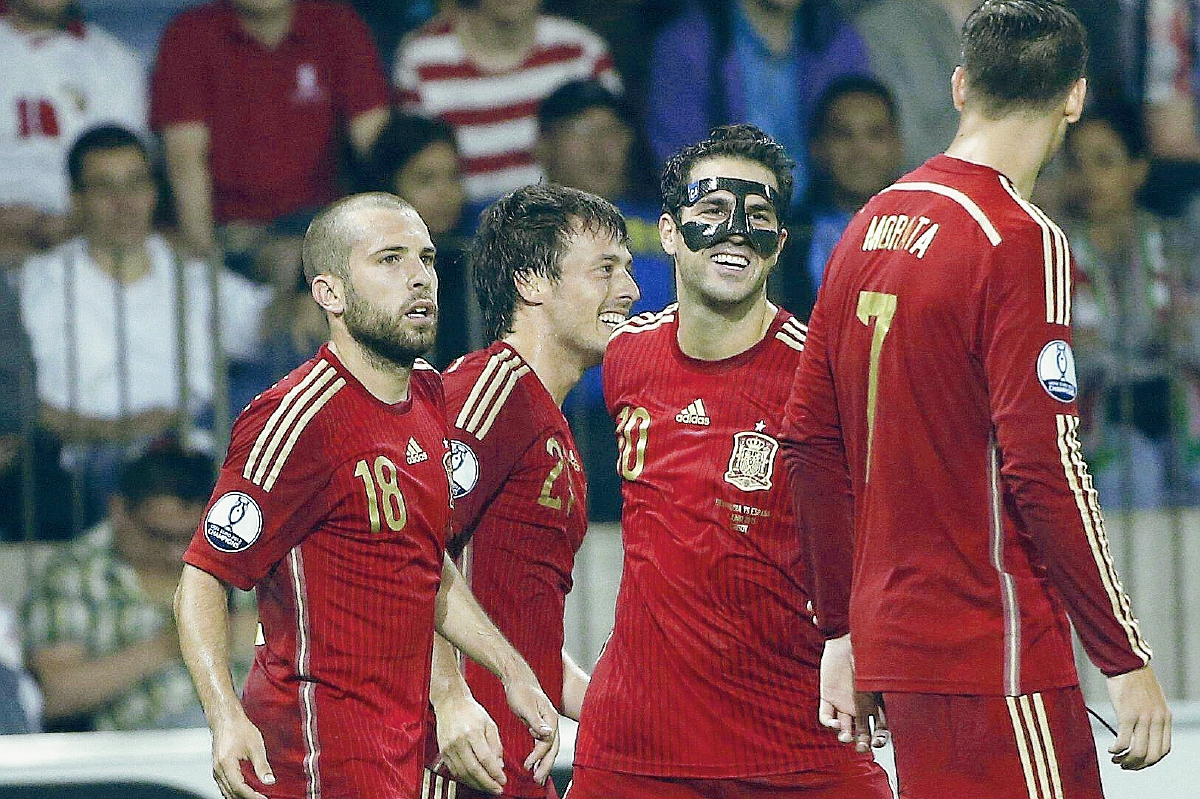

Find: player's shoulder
<box><xmin>444</xmin><ymin>344</ymin><xmax>536</xmax><ymax>441</ymax></box>
<box><xmin>76</xmin><ymin>21</ymin><xmax>138</xmax><ymax>62</ymax></box>
<box><xmin>231</xmin><ymin>353</ymin><xmax>347</xmax><ymax>445</ymax></box>
<box><xmin>769</xmin><ymin>308</ymin><xmax>808</xmax><ymax>357</ymax></box>
<box><xmin>609</xmin><ymin>303</ymin><xmax>678</xmax><ymax>345</ymax></box>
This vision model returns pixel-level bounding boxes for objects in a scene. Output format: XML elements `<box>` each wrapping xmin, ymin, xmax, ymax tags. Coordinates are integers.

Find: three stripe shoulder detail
<box><xmin>611</xmin><ymin>304</ymin><xmax>678</xmax><ymax>339</ymax></box>
<box><xmin>454</xmin><ymin>349</ymin><xmax>531</xmax><ymax>440</ymax></box>
<box><xmin>775</xmin><ymin>318</ymin><xmax>808</xmax><ymax>351</ymax></box>
<box><xmin>999</xmin><ymin>177</ymin><xmax>1071</xmax><ymax>326</ymax></box>
<box><xmin>243</xmin><ymin>360</ymin><xmax>345</xmax><ymax>492</ymax></box>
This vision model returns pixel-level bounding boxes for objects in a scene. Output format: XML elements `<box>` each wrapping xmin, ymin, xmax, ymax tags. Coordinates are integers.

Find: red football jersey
<box><xmin>432</xmin><ymin>342</ymin><xmax>587</xmax><ymax>797</ymax></box>
<box><xmin>184</xmin><ymin>344</ymin><xmax>452</xmax><ymax>798</ymax></box>
<box><xmin>781</xmin><ymin>154</ymin><xmax>1152</xmax><ymax>696</ymax></box>
<box><xmin>574</xmin><ymin>306</ymin><xmax>868</xmax><ymax>777</ymax></box>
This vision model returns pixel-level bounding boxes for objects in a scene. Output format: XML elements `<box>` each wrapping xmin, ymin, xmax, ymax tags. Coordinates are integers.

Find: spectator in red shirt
<box><xmin>151</xmin><ymin>0</ymin><xmax>390</xmax><ymax>263</ymax></box>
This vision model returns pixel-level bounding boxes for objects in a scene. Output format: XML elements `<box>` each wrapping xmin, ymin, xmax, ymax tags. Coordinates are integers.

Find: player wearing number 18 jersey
<box><xmin>176</xmin><ymin>194</ymin><xmax>560</xmax><ymax>799</ymax></box>
<box><xmin>781</xmin><ymin>4</ymin><xmax>1171</xmax><ymax>797</ymax></box>
<box><xmin>570</xmin><ymin>125</ymin><xmax>890</xmax><ymax>799</ymax></box>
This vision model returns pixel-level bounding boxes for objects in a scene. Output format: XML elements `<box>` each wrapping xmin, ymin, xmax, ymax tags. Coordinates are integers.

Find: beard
<box><xmin>343</xmin><ymin>281</ymin><xmax>438</xmax><ymax>369</ymax></box>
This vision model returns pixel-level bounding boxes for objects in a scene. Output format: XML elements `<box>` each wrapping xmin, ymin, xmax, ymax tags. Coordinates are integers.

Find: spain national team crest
<box><xmin>723</xmin><ymin>427</ymin><xmax>778</xmax><ymax>492</ymax></box>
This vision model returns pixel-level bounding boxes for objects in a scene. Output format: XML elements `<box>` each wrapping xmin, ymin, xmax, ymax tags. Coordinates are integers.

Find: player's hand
<box><xmin>209</xmin><ymin>706</ymin><xmax>275</xmax><ymax>799</ymax></box>
<box><xmin>818</xmin><ymin>635</ymin><xmax>888</xmax><ymax>752</ymax></box>
<box><xmin>435</xmin><ymin>692</ymin><xmax>507</xmax><ymax>794</ymax></box>
<box><xmin>1106</xmin><ymin>664</ymin><xmax>1171</xmax><ymax>769</ymax></box>
<box><xmin>502</xmin><ymin>672</ymin><xmax>560</xmax><ymax>784</ymax></box>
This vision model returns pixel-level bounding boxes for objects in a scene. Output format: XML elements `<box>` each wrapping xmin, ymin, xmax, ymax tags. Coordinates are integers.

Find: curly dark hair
<box><xmin>471</xmin><ymin>183</ymin><xmax>628</xmax><ymax>342</ymax></box>
<box><xmin>659</xmin><ymin>124</ymin><xmax>795</xmax><ymax>217</ymax></box>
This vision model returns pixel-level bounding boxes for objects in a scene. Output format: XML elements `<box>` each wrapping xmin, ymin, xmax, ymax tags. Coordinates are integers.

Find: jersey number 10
<box><xmin>616</xmin><ymin>406</ymin><xmax>651</xmax><ymax>481</ymax></box>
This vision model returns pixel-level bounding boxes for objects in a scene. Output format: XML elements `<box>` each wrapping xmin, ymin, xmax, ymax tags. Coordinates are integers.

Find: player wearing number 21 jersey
<box><xmin>424</xmin><ymin>184</ymin><xmax>638</xmax><ymax>799</ymax></box>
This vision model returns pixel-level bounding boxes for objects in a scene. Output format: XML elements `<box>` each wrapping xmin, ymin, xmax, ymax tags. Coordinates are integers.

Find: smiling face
<box><xmin>337</xmin><ymin>206</ymin><xmax>439</xmax><ymax>368</ymax></box>
<box><xmin>539</xmin><ymin>222</ymin><xmax>639</xmax><ymax>367</ymax></box>
<box><xmin>661</xmin><ymin>156</ymin><xmax>786</xmax><ymax>309</ymax></box>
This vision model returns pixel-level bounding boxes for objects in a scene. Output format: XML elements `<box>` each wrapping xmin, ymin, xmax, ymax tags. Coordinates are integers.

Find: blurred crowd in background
<box><xmin>0</xmin><ymin>0</ymin><xmax>1198</xmax><ymax>736</ymax></box>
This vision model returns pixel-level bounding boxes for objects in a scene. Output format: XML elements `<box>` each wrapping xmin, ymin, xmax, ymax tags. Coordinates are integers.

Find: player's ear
<box><xmin>1064</xmin><ymin>77</ymin><xmax>1087</xmax><ymax>123</ymax></box>
<box><xmin>311</xmin><ymin>273</ymin><xmax>345</xmax><ymax>315</ymax></box>
<box><xmin>514</xmin><ymin>271</ymin><xmax>549</xmax><ymax>305</ymax></box>
<box><xmin>951</xmin><ymin>65</ymin><xmax>967</xmax><ymax>112</ymax></box>
<box><xmin>659</xmin><ymin>212</ymin><xmax>678</xmax><ymax>258</ymax></box>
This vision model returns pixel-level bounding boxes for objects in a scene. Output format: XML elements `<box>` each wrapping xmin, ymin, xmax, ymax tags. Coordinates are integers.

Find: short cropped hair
<box><xmin>67</xmin><ymin>125</ymin><xmax>150</xmax><ymax>191</ymax></box>
<box><xmin>810</xmin><ymin>75</ymin><xmax>900</xmax><ymax>140</ymax></box>
<box><xmin>961</xmin><ymin>0</ymin><xmax>1088</xmax><ymax>117</ymax></box>
<box><xmin>302</xmin><ymin>192</ymin><xmax>415</xmax><ymax>284</ymax></box>
<box><xmin>117</xmin><ymin>445</ymin><xmax>214</xmax><ymax>508</ymax></box>
<box><xmin>660</xmin><ymin>124</ymin><xmax>796</xmax><ymax>216</ymax></box>
<box><xmin>537</xmin><ymin>78</ymin><xmax>633</xmax><ymax>135</ymax></box>
<box><xmin>471</xmin><ymin>183</ymin><xmax>628</xmax><ymax>342</ymax></box>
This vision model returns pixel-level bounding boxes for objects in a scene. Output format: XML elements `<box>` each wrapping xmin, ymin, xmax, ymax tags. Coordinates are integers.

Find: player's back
<box><xmin>439</xmin><ymin>342</ymin><xmax>587</xmax><ymax>797</ymax></box>
<box><xmin>811</xmin><ymin>154</ymin><xmax>1094</xmax><ymax>695</ymax></box>
<box><xmin>575</xmin><ymin>305</ymin><xmax>852</xmax><ymax>777</ymax></box>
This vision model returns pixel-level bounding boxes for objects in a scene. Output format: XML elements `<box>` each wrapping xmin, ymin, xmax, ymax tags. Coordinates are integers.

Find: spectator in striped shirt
<box><xmin>393</xmin><ymin>0</ymin><xmax>621</xmax><ymax>204</ymax></box>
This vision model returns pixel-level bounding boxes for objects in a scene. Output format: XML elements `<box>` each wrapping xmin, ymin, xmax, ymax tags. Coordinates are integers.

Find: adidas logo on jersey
<box><xmin>675</xmin><ymin>399</ymin><xmax>711</xmax><ymax>426</ymax></box>
<box><xmin>406</xmin><ymin>438</ymin><xmax>429</xmax><ymax>465</ymax></box>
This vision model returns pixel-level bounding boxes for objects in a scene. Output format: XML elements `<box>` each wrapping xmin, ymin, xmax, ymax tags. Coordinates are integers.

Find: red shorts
<box><xmin>565</xmin><ymin>759</ymin><xmax>893</xmax><ymax>799</ymax></box>
<box><xmin>884</xmin><ymin>686</ymin><xmax>1103</xmax><ymax>799</ymax></box>
<box><xmin>420</xmin><ymin>768</ymin><xmax>560</xmax><ymax>799</ymax></box>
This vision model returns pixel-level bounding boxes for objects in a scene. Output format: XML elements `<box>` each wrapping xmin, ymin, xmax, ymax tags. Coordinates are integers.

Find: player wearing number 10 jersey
<box><xmin>570</xmin><ymin>126</ymin><xmax>890</xmax><ymax>799</ymax></box>
<box><xmin>781</xmin><ymin>3</ymin><xmax>1171</xmax><ymax>797</ymax></box>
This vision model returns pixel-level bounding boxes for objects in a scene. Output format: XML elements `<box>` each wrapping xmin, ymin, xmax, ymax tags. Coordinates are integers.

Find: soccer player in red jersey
<box><xmin>781</xmin><ymin>3</ymin><xmax>1172</xmax><ymax>797</ymax></box>
<box><xmin>173</xmin><ymin>193</ymin><xmax>560</xmax><ymax>799</ymax></box>
<box><xmin>420</xmin><ymin>183</ymin><xmax>639</xmax><ymax>799</ymax></box>
<box><xmin>568</xmin><ymin>125</ymin><xmax>893</xmax><ymax>799</ymax></box>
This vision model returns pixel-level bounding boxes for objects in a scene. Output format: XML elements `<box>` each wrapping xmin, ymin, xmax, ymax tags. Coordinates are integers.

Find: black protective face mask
<box><xmin>676</xmin><ymin>176</ymin><xmax>783</xmax><ymax>256</ymax></box>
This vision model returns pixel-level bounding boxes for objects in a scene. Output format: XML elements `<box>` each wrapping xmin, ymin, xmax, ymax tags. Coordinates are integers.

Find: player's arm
<box><xmin>434</xmin><ymin>554</ymin><xmax>559</xmax><ymax>784</ymax></box>
<box><xmin>780</xmin><ymin>299</ymin><xmax>887</xmax><ymax>753</ymax></box>
<box><xmin>984</xmin><ymin>230</ymin><xmax>1170</xmax><ymax>769</ymax></box>
<box><xmin>161</xmin><ymin>122</ymin><xmax>217</xmax><ymax>257</ymax></box>
<box><xmin>429</xmin><ymin>632</ymin><xmax>506</xmax><ymax>794</ymax></box>
<box><xmin>560</xmin><ymin>648</ymin><xmax>589</xmax><ymax>721</ymax></box>
<box><xmin>175</xmin><ymin>564</ymin><xmax>274</xmax><ymax>799</ymax></box>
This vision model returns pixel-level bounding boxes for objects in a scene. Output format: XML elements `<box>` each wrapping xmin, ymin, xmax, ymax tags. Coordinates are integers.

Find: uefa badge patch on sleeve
<box><xmin>1036</xmin><ymin>340</ymin><xmax>1078</xmax><ymax>402</ymax></box>
<box><xmin>449</xmin><ymin>439</ymin><xmax>479</xmax><ymax>499</ymax></box>
<box><xmin>204</xmin><ymin>491</ymin><xmax>264</xmax><ymax>553</ymax></box>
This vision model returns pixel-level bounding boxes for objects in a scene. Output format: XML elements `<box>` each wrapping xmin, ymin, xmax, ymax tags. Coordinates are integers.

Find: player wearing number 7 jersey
<box><xmin>175</xmin><ymin>193</ymin><xmax>560</xmax><ymax>799</ymax></box>
<box><xmin>424</xmin><ymin>184</ymin><xmax>639</xmax><ymax>799</ymax></box>
<box><xmin>568</xmin><ymin>125</ymin><xmax>892</xmax><ymax>799</ymax></box>
<box><xmin>781</xmin><ymin>3</ymin><xmax>1171</xmax><ymax>797</ymax></box>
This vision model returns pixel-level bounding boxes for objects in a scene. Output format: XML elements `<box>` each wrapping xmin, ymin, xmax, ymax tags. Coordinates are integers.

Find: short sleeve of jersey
<box><xmin>183</xmin><ymin>394</ymin><xmax>332</xmax><ymax>591</ymax></box>
<box><xmin>325</xmin><ymin>4</ymin><xmax>389</xmax><ymax>119</ymax></box>
<box><xmin>446</xmin><ymin>382</ymin><xmax>538</xmax><ymax>551</ymax></box>
<box><xmin>150</xmin><ymin>12</ymin><xmax>208</xmax><ymax>130</ymax></box>
<box><xmin>982</xmin><ymin>224</ymin><xmax>1152</xmax><ymax>675</ymax></box>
